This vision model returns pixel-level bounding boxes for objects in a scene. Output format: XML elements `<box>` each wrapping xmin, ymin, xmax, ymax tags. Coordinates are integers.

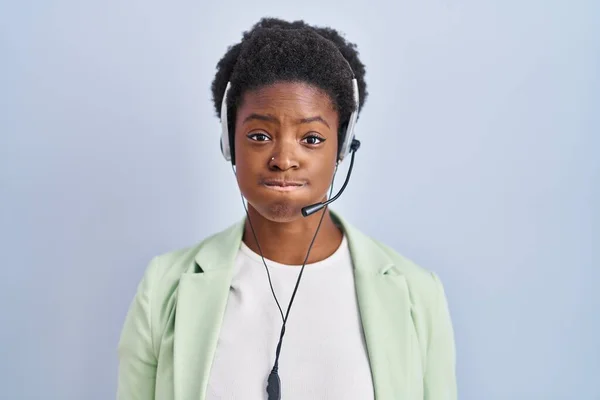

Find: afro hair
<box><xmin>211</xmin><ymin>17</ymin><xmax>368</xmax><ymax>162</ymax></box>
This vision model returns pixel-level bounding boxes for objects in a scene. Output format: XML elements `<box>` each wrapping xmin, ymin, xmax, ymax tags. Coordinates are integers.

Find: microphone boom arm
<box><xmin>301</xmin><ymin>139</ymin><xmax>360</xmax><ymax>217</ymax></box>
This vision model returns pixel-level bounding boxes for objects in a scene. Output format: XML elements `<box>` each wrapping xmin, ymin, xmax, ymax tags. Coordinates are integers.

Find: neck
<box><xmin>243</xmin><ymin>205</ymin><xmax>344</xmax><ymax>266</ymax></box>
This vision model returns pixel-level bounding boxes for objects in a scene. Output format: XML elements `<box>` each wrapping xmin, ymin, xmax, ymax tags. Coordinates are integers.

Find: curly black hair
<box><xmin>211</xmin><ymin>17</ymin><xmax>368</xmax><ymax>163</ymax></box>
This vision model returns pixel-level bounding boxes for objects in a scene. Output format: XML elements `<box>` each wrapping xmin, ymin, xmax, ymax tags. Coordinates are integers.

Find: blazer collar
<box><xmin>191</xmin><ymin>210</ymin><xmax>395</xmax><ymax>275</ymax></box>
<box><xmin>333</xmin><ymin>211</ymin><xmax>395</xmax><ymax>275</ymax></box>
<box><xmin>192</xmin><ymin>218</ymin><xmax>245</xmax><ymax>273</ymax></box>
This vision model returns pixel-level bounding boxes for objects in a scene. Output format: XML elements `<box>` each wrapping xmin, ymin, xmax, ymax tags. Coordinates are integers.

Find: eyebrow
<box><xmin>242</xmin><ymin>113</ymin><xmax>279</xmax><ymax>124</ymax></box>
<box><xmin>242</xmin><ymin>113</ymin><xmax>330</xmax><ymax>129</ymax></box>
<box><xmin>298</xmin><ymin>116</ymin><xmax>330</xmax><ymax>129</ymax></box>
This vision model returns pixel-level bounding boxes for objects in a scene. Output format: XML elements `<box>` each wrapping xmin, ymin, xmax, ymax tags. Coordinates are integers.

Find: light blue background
<box><xmin>1</xmin><ymin>1</ymin><xmax>598</xmax><ymax>399</ymax></box>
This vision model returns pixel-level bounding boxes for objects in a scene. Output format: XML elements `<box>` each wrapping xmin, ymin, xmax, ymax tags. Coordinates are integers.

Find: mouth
<box><xmin>261</xmin><ymin>179</ymin><xmax>306</xmax><ymax>192</ymax></box>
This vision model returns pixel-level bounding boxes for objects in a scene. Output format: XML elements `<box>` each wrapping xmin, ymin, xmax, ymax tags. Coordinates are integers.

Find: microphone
<box><xmin>301</xmin><ymin>139</ymin><xmax>361</xmax><ymax>217</ymax></box>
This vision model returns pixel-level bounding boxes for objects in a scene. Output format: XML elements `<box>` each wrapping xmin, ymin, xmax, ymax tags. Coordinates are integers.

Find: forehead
<box><xmin>238</xmin><ymin>81</ymin><xmax>337</xmax><ymax>117</ymax></box>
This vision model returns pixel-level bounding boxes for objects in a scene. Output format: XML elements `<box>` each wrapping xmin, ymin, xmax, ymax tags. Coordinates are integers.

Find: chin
<box><xmin>246</xmin><ymin>198</ymin><xmax>307</xmax><ymax>223</ymax></box>
<box><xmin>261</xmin><ymin>201</ymin><xmax>303</xmax><ymax>222</ymax></box>
<box><xmin>243</xmin><ymin>188</ymin><xmax>327</xmax><ymax>223</ymax></box>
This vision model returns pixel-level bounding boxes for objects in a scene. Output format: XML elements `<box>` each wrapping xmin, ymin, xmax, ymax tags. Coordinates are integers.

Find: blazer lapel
<box><xmin>335</xmin><ymin>213</ymin><xmax>414</xmax><ymax>399</ymax></box>
<box><xmin>173</xmin><ymin>221</ymin><xmax>244</xmax><ymax>400</ymax></box>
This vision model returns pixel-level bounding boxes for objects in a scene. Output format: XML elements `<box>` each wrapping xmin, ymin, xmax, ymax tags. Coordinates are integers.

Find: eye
<box><xmin>302</xmin><ymin>134</ymin><xmax>326</xmax><ymax>145</ymax></box>
<box><xmin>247</xmin><ymin>132</ymin><xmax>271</xmax><ymax>142</ymax></box>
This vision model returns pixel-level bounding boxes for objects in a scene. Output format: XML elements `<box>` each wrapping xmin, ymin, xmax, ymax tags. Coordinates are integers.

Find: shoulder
<box><xmin>372</xmin><ymin>236</ymin><xmax>446</xmax><ymax>299</ymax></box>
<box><xmin>136</xmin><ymin>220</ymin><xmax>243</xmax><ymax>328</ymax></box>
<box><xmin>142</xmin><ymin>242</ymin><xmax>202</xmax><ymax>295</ymax></box>
<box><xmin>141</xmin><ymin>221</ymin><xmax>241</xmax><ymax>294</ymax></box>
<box><xmin>134</xmin><ymin>242</ymin><xmax>204</xmax><ymax>340</ymax></box>
<box><xmin>338</xmin><ymin>212</ymin><xmax>449</xmax><ymax>326</ymax></box>
<box><xmin>337</xmin><ymin>211</ymin><xmax>445</xmax><ymax>305</ymax></box>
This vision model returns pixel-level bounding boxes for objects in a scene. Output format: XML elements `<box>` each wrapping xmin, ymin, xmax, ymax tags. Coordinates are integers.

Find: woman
<box><xmin>117</xmin><ymin>18</ymin><xmax>457</xmax><ymax>400</ymax></box>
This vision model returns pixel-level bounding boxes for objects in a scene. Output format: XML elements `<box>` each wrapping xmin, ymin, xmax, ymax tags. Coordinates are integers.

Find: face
<box><xmin>234</xmin><ymin>81</ymin><xmax>340</xmax><ymax>222</ymax></box>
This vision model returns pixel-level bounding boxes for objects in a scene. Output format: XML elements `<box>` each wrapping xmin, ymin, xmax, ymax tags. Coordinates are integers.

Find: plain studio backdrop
<box><xmin>1</xmin><ymin>1</ymin><xmax>598</xmax><ymax>399</ymax></box>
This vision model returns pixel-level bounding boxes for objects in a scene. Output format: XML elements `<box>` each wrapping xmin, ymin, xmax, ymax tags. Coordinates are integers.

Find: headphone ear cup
<box><xmin>220</xmin><ymin>82</ymin><xmax>233</xmax><ymax>162</ymax></box>
<box><xmin>220</xmin><ymin>134</ymin><xmax>231</xmax><ymax>162</ymax></box>
<box><xmin>336</xmin><ymin>122</ymin><xmax>347</xmax><ymax>161</ymax></box>
<box><xmin>227</xmin><ymin>126</ymin><xmax>236</xmax><ymax>165</ymax></box>
<box><xmin>338</xmin><ymin>117</ymin><xmax>356</xmax><ymax>162</ymax></box>
<box><xmin>337</xmin><ymin>79</ymin><xmax>359</xmax><ymax>162</ymax></box>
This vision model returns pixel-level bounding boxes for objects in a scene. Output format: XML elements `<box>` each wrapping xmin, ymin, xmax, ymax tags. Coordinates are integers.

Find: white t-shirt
<box><xmin>206</xmin><ymin>235</ymin><xmax>375</xmax><ymax>400</ymax></box>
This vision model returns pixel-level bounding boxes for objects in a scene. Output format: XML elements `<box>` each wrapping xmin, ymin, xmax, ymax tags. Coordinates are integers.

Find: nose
<box><xmin>268</xmin><ymin>138</ymin><xmax>299</xmax><ymax>171</ymax></box>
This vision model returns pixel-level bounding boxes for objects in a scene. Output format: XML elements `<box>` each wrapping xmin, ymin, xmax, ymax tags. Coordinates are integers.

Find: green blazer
<box><xmin>117</xmin><ymin>212</ymin><xmax>457</xmax><ymax>399</ymax></box>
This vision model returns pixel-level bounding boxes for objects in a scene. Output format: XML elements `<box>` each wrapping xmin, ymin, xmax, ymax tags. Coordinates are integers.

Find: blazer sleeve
<box><xmin>117</xmin><ymin>257</ymin><xmax>159</xmax><ymax>400</ymax></box>
<box><xmin>424</xmin><ymin>272</ymin><xmax>457</xmax><ymax>400</ymax></box>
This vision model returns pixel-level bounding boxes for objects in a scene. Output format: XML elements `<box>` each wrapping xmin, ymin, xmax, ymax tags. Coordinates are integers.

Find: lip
<box><xmin>261</xmin><ymin>179</ymin><xmax>306</xmax><ymax>192</ymax></box>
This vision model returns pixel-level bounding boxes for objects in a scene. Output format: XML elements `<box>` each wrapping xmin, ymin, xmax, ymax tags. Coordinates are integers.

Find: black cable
<box><xmin>236</xmin><ymin>182</ymin><xmax>285</xmax><ymax>322</ymax></box>
<box><xmin>266</xmin><ymin>170</ymin><xmax>338</xmax><ymax>400</ymax></box>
